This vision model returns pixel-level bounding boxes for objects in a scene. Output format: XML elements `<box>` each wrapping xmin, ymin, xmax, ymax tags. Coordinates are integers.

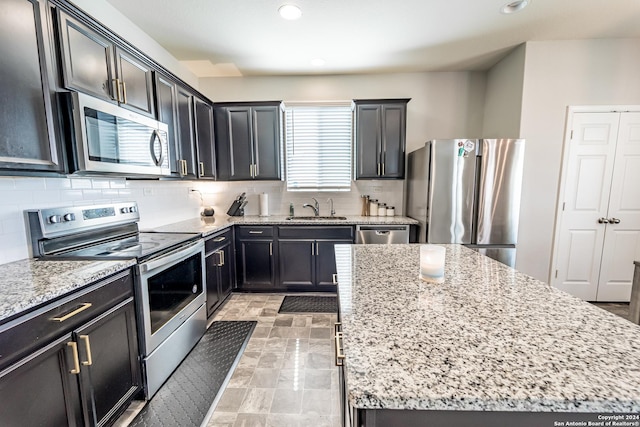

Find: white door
<box><xmin>553</xmin><ymin>112</ymin><xmax>619</xmax><ymax>300</ymax></box>
<box><xmin>596</xmin><ymin>112</ymin><xmax>640</xmax><ymax>301</ymax></box>
<box><xmin>552</xmin><ymin>113</ymin><xmax>640</xmax><ymax>301</ymax></box>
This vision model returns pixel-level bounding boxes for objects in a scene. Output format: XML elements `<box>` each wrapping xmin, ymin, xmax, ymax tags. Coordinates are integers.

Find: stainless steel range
<box><xmin>27</xmin><ymin>202</ymin><xmax>206</xmax><ymax>399</ymax></box>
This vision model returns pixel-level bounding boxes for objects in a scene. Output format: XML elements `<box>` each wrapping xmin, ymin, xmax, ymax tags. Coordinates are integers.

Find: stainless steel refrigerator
<box><xmin>406</xmin><ymin>139</ymin><xmax>525</xmax><ymax>267</ymax></box>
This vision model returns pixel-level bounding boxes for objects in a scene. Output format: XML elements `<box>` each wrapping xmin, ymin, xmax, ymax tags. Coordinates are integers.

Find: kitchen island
<box><xmin>334</xmin><ymin>244</ymin><xmax>640</xmax><ymax>427</ymax></box>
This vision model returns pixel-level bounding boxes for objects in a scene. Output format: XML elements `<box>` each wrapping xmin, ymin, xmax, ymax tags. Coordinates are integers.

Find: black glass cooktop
<box><xmin>53</xmin><ymin>232</ymin><xmax>199</xmax><ymax>260</ymax></box>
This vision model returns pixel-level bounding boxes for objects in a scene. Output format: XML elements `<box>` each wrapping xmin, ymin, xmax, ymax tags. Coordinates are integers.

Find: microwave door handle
<box><xmin>149</xmin><ymin>130</ymin><xmax>164</xmax><ymax>166</ymax></box>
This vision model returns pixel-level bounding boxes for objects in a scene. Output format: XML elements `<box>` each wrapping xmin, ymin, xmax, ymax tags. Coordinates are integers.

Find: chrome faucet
<box><xmin>303</xmin><ymin>198</ymin><xmax>320</xmax><ymax>216</ymax></box>
<box><xmin>328</xmin><ymin>198</ymin><xmax>335</xmax><ymax>217</ymax></box>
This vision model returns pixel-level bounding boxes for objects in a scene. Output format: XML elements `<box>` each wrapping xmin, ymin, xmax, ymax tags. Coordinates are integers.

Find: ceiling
<box><xmin>105</xmin><ymin>0</ymin><xmax>640</xmax><ymax>77</ymax></box>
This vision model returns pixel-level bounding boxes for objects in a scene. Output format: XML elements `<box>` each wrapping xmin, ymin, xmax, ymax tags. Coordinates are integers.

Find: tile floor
<box><xmin>590</xmin><ymin>302</ymin><xmax>631</xmax><ymax>321</ymax></box>
<box><xmin>205</xmin><ymin>293</ymin><xmax>341</xmax><ymax>427</ymax></box>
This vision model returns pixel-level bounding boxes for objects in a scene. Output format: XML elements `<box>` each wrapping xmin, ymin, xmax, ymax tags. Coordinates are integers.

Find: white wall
<box><xmin>516</xmin><ymin>39</ymin><xmax>640</xmax><ymax>281</ymax></box>
<box><xmin>199</xmin><ymin>72</ymin><xmax>487</xmax><ymax>154</ymax></box>
<box><xmin>69</xmin><ymin>0</ymin><xmax>198</xmax><ymax>87</ymax></box>
<box><xmin>482</xmin><ymin>44</ymin><xmax>526</xmax><ymax>138</ymax></box>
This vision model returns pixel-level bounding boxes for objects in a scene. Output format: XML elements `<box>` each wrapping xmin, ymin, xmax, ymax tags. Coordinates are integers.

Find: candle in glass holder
<box><xmin>419</xmin><ymin>245</ymin><xmax>446</xmax><ymax>283</ymax></box>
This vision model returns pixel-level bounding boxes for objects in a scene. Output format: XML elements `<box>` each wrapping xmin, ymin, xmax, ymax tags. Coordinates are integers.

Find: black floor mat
<box><xmin>278</xmin><ymin>295</ymin><xmax>338</xmax><ymax>313</ymax></box>
<box><xmin>129</xmin><ymin>321</ymin><xmax>256</xmax><ymax>427</ymax></box>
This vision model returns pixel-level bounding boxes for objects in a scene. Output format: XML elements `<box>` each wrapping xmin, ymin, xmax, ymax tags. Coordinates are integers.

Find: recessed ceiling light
<box><xmin>278</xmin><ymin>4</ymin><xmax>302</xmax><ymax>20</ymax></box>
<box><xmin>311</xmin><ymin>58</ymin><xmax>326</xmax><ymax>67</ymax></box>
<box><xmin>500</xmin><ymin>0</ymin><xmax>530</xmax><ymax>14</ymax></box>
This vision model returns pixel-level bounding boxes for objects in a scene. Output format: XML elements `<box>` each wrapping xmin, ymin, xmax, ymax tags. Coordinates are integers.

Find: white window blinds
<box><xmin>284</xmin><ymin>103</ymin><xmax>353</xmax><ymax>191</ymax></box>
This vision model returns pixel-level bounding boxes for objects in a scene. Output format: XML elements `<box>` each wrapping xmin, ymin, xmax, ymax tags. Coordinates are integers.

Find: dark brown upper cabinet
<box><xmin>0</xmin><ymin>0</ymin><xmax>65</xmax><ymax>173</ymax></box>
<box><xmin>57</xmin><ymin>10</ymin><xmax>155</xmax><ymax>118</ymax></box>
<box><xmin>214</xmin><ymin>102</ymin><xmax>282</xmax><ymax>181</ymax></box>
<box><xmin>354</xmin><ymin>99</ymin><xmax>410</xmax><ymax>179</ymax></box>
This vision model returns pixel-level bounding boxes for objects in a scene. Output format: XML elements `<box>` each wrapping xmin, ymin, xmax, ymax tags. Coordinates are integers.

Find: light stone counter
<box><xmin>0</xmin><ymin>258</ymin><xmax>136</xmax><ymax>324</ymax></box>
<box><xmin>335</xmin><ymin>244</ymin><xmax>640</xmax><ymax>415</ymax></box>
<box><xmin>147</xmin><ymin>215</ymin><xmax>418</xmax><ymax>237</ymax></box>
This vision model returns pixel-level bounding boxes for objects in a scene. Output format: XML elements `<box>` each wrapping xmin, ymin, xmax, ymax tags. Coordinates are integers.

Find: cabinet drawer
<box><xmin>236</xmin><ymin>226</ymin><xmax>274</xmax><ymax>238</ymax></box>
<box><xmin>0</xmin><ymin>270</ymin><xmax>133</xmax><ymax>371</ymax></box>
<box><xmin>278</xmin><ymin>226</ymin><xmax>354</xmax><ymax>240</ymax></box>
<box><xmin>205</xmin><ymin>229</ymin><xmax>233</xmax><ymax>253</ymax></box>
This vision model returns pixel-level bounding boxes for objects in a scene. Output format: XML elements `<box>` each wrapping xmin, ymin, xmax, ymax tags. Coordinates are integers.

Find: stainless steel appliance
<box><xmin>66</xmin><ymin>92</ymin><xmax>171</xmax><ymax>176</ymax></box>
<box><xmin>26</xmin><ymin>202</ymin><xmax>205</xmax><ymax>399</ymax></box>
<box><xmin>406</xmin><ymin>139</ymin><xmax>525</xmax><ymax>267</ymax></box>
<box><xmin>355</xmin><ymin>225</ymin><xmax>410</xmax><ymax>244</ymax></box>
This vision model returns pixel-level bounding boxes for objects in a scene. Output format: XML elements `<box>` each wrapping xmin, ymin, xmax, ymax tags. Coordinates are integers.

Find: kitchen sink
<box><xmin>286</xmin><ymin>216</ymin><xmax>348</xmax><ymax>220</ymax></box>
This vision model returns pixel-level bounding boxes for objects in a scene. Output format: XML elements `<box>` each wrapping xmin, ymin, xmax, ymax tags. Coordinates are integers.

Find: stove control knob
<box><xmin>129</xmin><ymin>206</ymin><xmax>137</xmax><ymax>213</ymax></box>
<box><xmin>120</xmin><ymin>207</ymin><xmax>130</xmax><ymax>214</ymax></box>
<box><xmin>48</xmin><ymin>215</ymin><xmax>62</xmax><ymax>224</ymax></box>
<box><xmin>63</xmin><ymin>213</ymin><xmax>76</xmax><ymax>222</ymax></box>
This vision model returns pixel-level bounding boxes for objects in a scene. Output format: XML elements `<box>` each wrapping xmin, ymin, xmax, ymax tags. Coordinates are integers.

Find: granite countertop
<box><xmin>148</xmin><ymin>215</ymin><xmax>418</xmax><ymax>237</ymax></box>
<box><xmin>335</xmin><ymin>244</ymin><xmax>640</xmax><ymax>413</ymax></box>
<box><xmin>0</xmin><ymin>258</ymin><xmax>136</xmax><ymax>324</ymax></box>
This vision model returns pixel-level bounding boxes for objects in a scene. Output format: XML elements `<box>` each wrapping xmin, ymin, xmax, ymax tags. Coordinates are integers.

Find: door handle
<box><xmin>119</xmin><ymin>80</ymin><xmax>127</xmax><ymax>104</ymax></box>
<box><xmin>199</xmin><ymin>162</ymin><xmax>205</xmax><ymax>177</ymax></box>
<box><xmin>597</xmin><ymin>217</ymin><xmax>609</xmax><ymax>224</ymax></box>
<box><xmin>608</xmin><ymin>218</ymin><xmax>621</xmax><ymax>224</ymax></box>
<box><xmin>332</xmin><ymin>274</ymin><xmax>338</xmax><ymax>284</ymax></box>
<box><xmin>67</xmin><ymin>341</ymin><xmax>81</xmax><ymax>374</ymax></box>
<box><xmin>149</xmin><ymin>130</ymin><xmax>164</xmax><ymax>166</ymax></box>
<box><xmin>79</xmin><ymin>335</ymin><xmax>93</xmax><ymax>366</ymax></box>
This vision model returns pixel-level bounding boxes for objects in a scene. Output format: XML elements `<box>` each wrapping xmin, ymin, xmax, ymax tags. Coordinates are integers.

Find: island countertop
<box><xmin>334</xmin><ymin>244</ymin><xmax>640</xmax><ymax>414</ymax></box>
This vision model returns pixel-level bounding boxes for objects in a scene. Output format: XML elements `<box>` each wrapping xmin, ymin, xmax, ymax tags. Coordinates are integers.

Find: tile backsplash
<box><xmin>0</xmin><ymin>176</ymin><xmax>404</xmax><ymax>265</ymax></box>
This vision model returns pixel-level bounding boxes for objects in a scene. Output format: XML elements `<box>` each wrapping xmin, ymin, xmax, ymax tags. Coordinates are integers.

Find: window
<box><xmin>283</xmin><ymin>102</ymin><xmax>352</xmax><ymax>191</ymax></box>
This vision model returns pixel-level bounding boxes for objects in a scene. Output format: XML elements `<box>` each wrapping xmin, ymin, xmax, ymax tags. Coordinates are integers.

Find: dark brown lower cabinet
<box><xmin>0</xmin><ymin>272</ymin><xmax>141</xmax><ymax>427</ymax></box>
<box><xmin>205</xmin><ymin>229</ymin><xmax>235</xmax><ymax>316</ymax></box>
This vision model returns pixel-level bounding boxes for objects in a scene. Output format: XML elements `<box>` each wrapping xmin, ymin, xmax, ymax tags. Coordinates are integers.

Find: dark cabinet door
<box><xmin>355</xmin><ymin>100</ymin><xmax>409</xmax><ymax>179</ymax></box>
<box><xmin>75</xmin><ymin>299</ymin><xmax>140</xmax><ymax>427</ymax></box>
<box><xmin>194</xmin><ymin>97</ymin><xmax>216</xmax><ymax>179</ymax></box>
<box><xmin>237</xmin><ymin>239</ymin><xmax>276</xmax><ymax>289</ymax></box>
<box><xmin>219</xmin><ymin>242</ymin><xmax>234</xmax><ymax>297</ymax></box>
<box><xmin>115</xmin><ymin>47</ymin><xmax>155</xmax><ymax>117</ymax></box>
<box><xmin>154</xmin><ymin>72</ymin><xmax>180</xmax><ymax>176</ymax></box>
<box><xmin>355</xmin><ymin>104</ymin><xmax>382</xmax><ymax>179</ymax></box>
<box><xmin>176</xmin><ymin>86</ymin><xmax>198</xmax><ymax>178</ymax></box>
<box><xmin>381</xmin><ymin>104</ymin><xmax>406</xmax><ymax>178</ymax></box>
<box><xmin>205</xmin><ymin>250</ymin><xmax>222</xmax><ymax>316</ymax></box>
<box><xmin>0</xmin><ymin>334</ymin><xmax>83</xmax><ymax>427</ymax></box>
<box><xmin>0</xmin><ymin>0</ymin><xmax>64</xmax><ymax>172</ymax></box>
<box><xmin>316</xmin><ymin>240</ymin><xmax>352</xmax><ymax>289</ymax></box>
<box><xmin>278</xmin><ymin>240</ymin><xmax>315</xmax><ymax>289</ymax></box>
<box><xmin>227</xmin><ymin>107</ymin><xmax>254</xmax><ymax>180</ymax></box>
<box><xmin>253</xmin><ymin>106</ymin><xmax>281</xmax><ymax>180</ymax></box>
<box><xmin>57</xmin><ymin>10</ymin><xmax>116</xmax><ymax>101</ymax></box>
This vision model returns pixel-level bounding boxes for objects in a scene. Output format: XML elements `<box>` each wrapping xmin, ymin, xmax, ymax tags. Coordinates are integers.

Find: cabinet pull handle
<box><xmin>120</xmin><ymin>80</ymin><xmax>127</xmax><ymax>104</ymax></box>
<box><xmin>68</xmin><ymin>341</ymin><xmax>81</xmax><ymax>374</ymax></box>
<box><xmin>111</xmin><ymin>78</ymin><xmax>120</xmax><ymax>102</ymax></box>
<box><xmin>221</xmin><ymin>250</ymin><xmax>225</xmax><ymax>266</ymax></box>
<box><xmin>609</xmin><ymin>217</ymin><xmax>621</xmax><ymax>224</ymax></box>
<box><xmin>249</xmin><ymin>231</ymin><xmax>263</xmax><ymax>234</ymax></box>
<box><xmin>312</xmin><ymin>242</ymin><xmax>315</xmax><ymax>256</ymax></box>
<box><xmin>254</xmin><ymin>163</ymin><xmax>259</xmax><ymax>177</ymax></box>
<box><xmin>250</xmin><ymin>164</ymin><xmax>253</xmax><ymax>178</ymax></box>
<box><xmin>377</xmin><ymin>163</ymin><xmax>381</xmax><ymax>176</ymax></box>
<box><xmin>316</xmin><ymin>242</ymin><xmax>319</xmax><ymax>255</ymax></box>
<box><xmin>269</xmin><ymin>242</ymin><xmax>273</xmax><ymax>256</ymax></box>
<box><xmin>334</xmin><ymin>324</ymin><xmax>345</xmax><ymax>366</ymax></box>
<box><xmin>332</xmin><ymin>274</ymin><xmax>338</xmax><ymax>284</ymax></box>
<box><xmin>79</xmin><ymin>335</ymin><xmax>93</xmax><ymax>366</ymax></box>
<box><xmin>382</xmin><ymin>162</ymin><xmax>385</xmax><ymax>176</ymax></box>
<box><xmin>598</xmin><ymin>217</ymin><xmax>609</xmax><ymax>224</ymax></box>
<box><xmin>213</xmin><ymin>236</ymin><xmax>226</xmax><ymax>242</ymax></box>
<box><xmin>52</xmin><ymin>303</ymin><xmax>92</xmax><ymax>322</ymax></box>
<box><xmin>180</xmin><ymin>159</ymin><xmax>187</xmax><ymax>176</ymax></box>
<box><xmin>199</xmin><ymin>162</ymin><xmax>205</xmax><ymax>176</ymax></box>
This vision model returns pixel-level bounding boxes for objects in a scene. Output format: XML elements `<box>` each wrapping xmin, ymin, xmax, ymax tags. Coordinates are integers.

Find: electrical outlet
<box><xmin>371</xmin><ymin>186</ymin><xmax>382</xmax><ymax>193</ymax></box>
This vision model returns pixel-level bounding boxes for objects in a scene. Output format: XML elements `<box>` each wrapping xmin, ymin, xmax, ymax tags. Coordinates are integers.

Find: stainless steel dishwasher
<box><xmin>355</xmin><ymin>225</ymin><xmax>410</xmax><ymax>244</ymax></box>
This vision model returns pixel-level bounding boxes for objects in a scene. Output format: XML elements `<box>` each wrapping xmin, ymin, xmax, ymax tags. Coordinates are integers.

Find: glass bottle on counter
<box><xmin>386</xmin><ymin>206</ymin><xmax>395</xmax><ymax>216</ymax></box>
<box><xmin>378</xmin><ymin>203</ymin><xmax>386</xmax><ymax>216</ymax></box>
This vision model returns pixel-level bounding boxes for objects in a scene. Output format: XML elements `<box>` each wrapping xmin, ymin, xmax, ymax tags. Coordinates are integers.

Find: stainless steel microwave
<box><xmin>67</xmin><ymin>92</ymin><xmax>170</xmax><ymax>176</ymax></box>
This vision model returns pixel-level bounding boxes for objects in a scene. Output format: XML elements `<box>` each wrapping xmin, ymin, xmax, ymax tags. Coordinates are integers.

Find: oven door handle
<box><xmin>140</xmin><ymin>240</ymin><xmax>203</xmax><ymax>273</ymax></box>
